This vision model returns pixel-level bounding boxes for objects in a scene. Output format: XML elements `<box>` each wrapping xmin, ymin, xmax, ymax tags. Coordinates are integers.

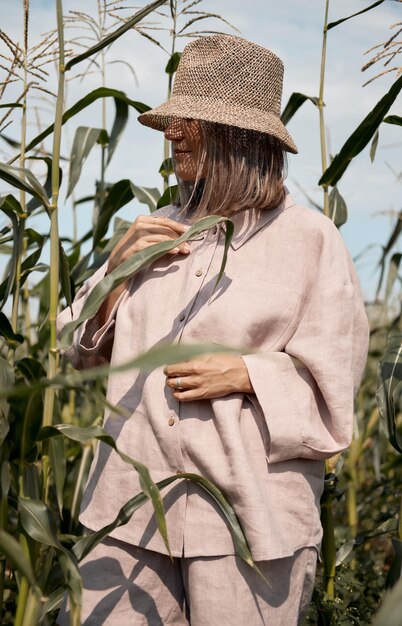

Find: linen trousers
<box><xmin>57</xmin><ymin>537</ymin><xmax>317</xmax><ymax>626</ymax></box>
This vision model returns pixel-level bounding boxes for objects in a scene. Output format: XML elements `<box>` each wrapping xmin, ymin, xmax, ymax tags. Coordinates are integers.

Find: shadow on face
<box><xmin>164</xmin><ymin>118</ymin><xmax>206</xmax><ymax>181</ymax></box>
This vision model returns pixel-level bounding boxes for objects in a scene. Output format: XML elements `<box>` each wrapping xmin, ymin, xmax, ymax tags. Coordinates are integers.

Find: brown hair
<box><xmin>175</xmin><ymin>120</ymin><xmax>287</xmax><ymax>220</ymax></box>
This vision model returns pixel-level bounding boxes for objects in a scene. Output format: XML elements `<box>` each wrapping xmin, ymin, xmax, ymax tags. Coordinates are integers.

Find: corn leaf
<box><xmin>59</xmin><ymin>241</ymin><xmax>73</xmax><ymax>308</ymax></box>
<box><xmin>38</xmin><ymin>424</ymin><xmax>171</xmax><ymax>557</ymax></box>
<box><xmin>280</xmin><ymin>92</ymin><xmax>319</xmax><ymax>126</ymax></box>
<box><xmin>384</xmin><ymin>115</ymin><xmax>402</xmax><ymax>127</ymax></box>
<box><xmin>385</xmin><ymin>253</ymin><xmax>402</xmax><ymax>304</ymax></box>
<box><xmin>130</xmin><ymin>182</ymin><xmax>161</xmax><ymax>212</ymax></box>
<box><xmin>386</xmin><ymin>537</ymin><xmax>402</xmax><ymax>589</ymax></box>
<box><xmin>0</xmin><ymin>529</ymin><xmax>36</xmax><ymax>586</ymax></box>
<box><xmin>67</xmin><ymin>127</ymin><xmax>103</xmax><ymax>198</ymax></box>
<box><xmin>370</xmin><ymin>129</ymin><xmax>379</xmax><ymax>163</ymax></box>
<box><xmin>328</xmin><ymin>186</ymin><xmax>348</xmax><ymax>228</ymax></box>
<box><xmin>65</xmin><ymin>0</ymin><xmax>168</xmax><ymax>71</ymax></box>
<box><xmin>319</xmin><ymin>75</ymin><xmax>402</xmax><ymax>187</ymax></box>
<box><xmin>0</xmin><ymin>312</ymin><xmax>24</xmax><ymax>346</ymax></box>
<box><xmin>327</xmin><ymin>0</ymin><xmax>385</xmax><ymax>29</ymax></box>
<box><xmin>26</xmin><ymin>156</ymin><xmax>62</xmax><ymax>215</ymax></box>
<box><xmin>0</xmin><ymin>198</ymin><xmax>24</xmax><ymax>307</ymax></box>
<box><xmin>157</xmin><ymin>184</ymin><xmax>178</xmax><ymax>209</ymax></box>
<box><xmin>0</xmin><ymin>163</ymin><xmax>49</xmax><ymax>208</ymax></box>
<box><xmin>107</xmin><ymin>97</ymin><xmax>128</xmax><ymax>165</ymax></box>
<box><xmin>93</xmin><ymin>179</ymin><xmax>134</xmax><ymax>247</ymax></box>
<box><xmin>22</xmin><ymin>88</ymin><xmax>150</xmax><ymax>157</ymax></box>
<box><xmin>59</xmin><ymin>215</ymin><xmax>233</xmax><ymax>348</ymax></box>
<box><xmin>377</xmin><ymin>329</ymin><xmax>402</xmax><ymax>453</ymax></box>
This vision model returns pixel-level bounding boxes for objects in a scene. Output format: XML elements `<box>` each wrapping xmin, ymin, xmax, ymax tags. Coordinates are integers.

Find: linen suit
<box><xmin>57</xmin><ymin>192</ymin><xmax>369</xmax><ymax>623</ymax></box>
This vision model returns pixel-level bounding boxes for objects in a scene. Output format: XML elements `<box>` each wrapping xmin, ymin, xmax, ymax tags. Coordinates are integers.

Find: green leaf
<box><xmin>23</xmin><ymin>88</ymin><xmax>150</xmax><ymax>157</ymax></box>
<box><xmin>59</xmin><ymin>215</ymin><xmax>233</xmax><ymax>348</ymax></box>
<box><xmin>386</xmin><ymin>537</ymin><xmax>402</xmax><ymax>589</ymax></box>
<box><xmin>280</xmin><ymin>92</ymin><xmax>319</xmax><ymax>126</ymax></box>
<box><xmin>0</xmin><ymin>311</ymin><xmax>24</xmax><ymax>345</ymax></box>
<box><xmin>328</xmin><ymin>186</ymin><xmax>348</xmax><ymax>228</ymax></box>
<box><xmin>375</xmin><ymin>210</ymin><xmax>402</xmax><ymax>297</ymax></box>
<box><xmin>60</xmin><ymin>342</ymin><xmax>238</xmax><ymax>385</ymax></box>
<box><xmin>0</xmin><ymin>196</ymin><xmax>24</xmax><ymax>307</ymax></box>
<box><xmin>26</xmin><ymin>156</ymin><xmax>62</xmax><ymax>215</ymax></box>
<box><xmin>93</xmin><ymin>179</ymin><xmax>134</xmax><ymax>247</ymax></box>
<box><xmin>59</xmin><ymin>241</ymin><xmax>73</xmax><ymax>307</ymax></box>
<box><xmin>385</xmin><ymin>253</ymin><xmax>402</xmax><ymax>304</ymax></box>
<box><xmin>65</xmin><ymin>0</ymin><xmax>168</xmax><ymax>71</ymax></box>
<box><xmin>0</xmin><ymin>355</ymin><xmax>13</xmax><ymax>441</ymax></box>
<box><xmin>16</xmin><ymin>357</ymin><xmax>46</xmax><ymax>382</ymax></box>
<box><xmin>0</xmin><ymin>529</ymin><xmax>36</xmax><ymax>585</ymax></box>
<box><xmin>19</xmin><ymin>390</ymin><xmax>43</xmax><ymax>461</ymax></box>
<box><xmin>130</xmin><ymin>182</ymin><xmax>161</xmax><ymax>212</ymax></box>
<box><xmin>157</xmin><ymin>184</ymin><xmax>178</xmax><ymax>209</ymax></box>
<box><xmin>327</xmin><ymin>0</ymin><xmax>385</xmax><ymax>29</ymax></box>
<box><xmin>384</xmin><ymin>115</ymin><xmax>402</xmax><ymax>127</ymax></box>
<box><xmin>50</xmin><ymin>435</ymin><xmax>66</xmax><ymax>516</ymax></box>
<box><xmin>0</xmin><ymin>163</ymin><xmax>49</xmax><ymax>208</ymax></box>
<box><xmin>19</xmin><ymin>497</ymin><xmax>62</xmax><ymax>549</ymax></box>
<box><xmin>336</xmin><ymin>518</ymin><xmax>398</xmax><ymax>566</ymax></box>
<box><xmin>38</xmin><ymin>424</ymin><xmax>171</xmax><ymax>556</ymax></box>
<box><xmin>0</xmin><ymin>102</ymin><xmax>23</xmax><ymax>109</ymax></box>
<box><xmin>165</xmin><ymin>51</ymin><xmax>181</xmax><ymax>76</ymax></box>
<box><xmin>159</xmin><ymin>157</ymin><xmax>174</xmax><ymax>178</ymax></box>
<box><xmin>319</xmin><ymin>75</ymin><xmax>402</xmax><ymax>187</ymax></box>
<box><xmin>377</xmin><ymin>329</ymin><xmax>402</xmax><ymax>453</ymax></box>
<box><xmin>107</xmin><ymin>98</ymin><xmax>129</xmax><ymax>165</ymax></box>
<box><xmin>73</xmin><ymin>472</ymin><xmax>260</xmax><ymax>577</ymax></box>
<box><xmin>370</xmin><ymin>129</ymin><xmax>380</xmax><ymax>163</ymax></box>
<box><xmin>67</xmin><ymin>127</ymin><xmax>103</xmax><ymax>198</ymax></box>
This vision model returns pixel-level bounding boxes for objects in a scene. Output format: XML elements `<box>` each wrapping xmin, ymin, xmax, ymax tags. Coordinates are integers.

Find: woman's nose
<box><xmin>164</xmin><ymin>119</ymin><xmax>184</xmax><ymax>141</ymax></box>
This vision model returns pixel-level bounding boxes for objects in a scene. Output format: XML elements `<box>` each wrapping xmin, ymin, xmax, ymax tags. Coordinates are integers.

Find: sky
<box><xmin>0</xmin><ymin>0</ymin><xmax>401</xmax><ymax>302</ymax></box>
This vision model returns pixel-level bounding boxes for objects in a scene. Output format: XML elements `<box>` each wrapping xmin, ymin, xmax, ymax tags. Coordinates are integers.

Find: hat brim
<box><xmin>138</xmin><ymin>95</ymin><xmax>298</xmax><ymax>154</ymax></box>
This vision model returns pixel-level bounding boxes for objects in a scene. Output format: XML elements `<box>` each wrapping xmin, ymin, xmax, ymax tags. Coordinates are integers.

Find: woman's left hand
<box><xmin>164</xmin><ymin>354</ymin><xmax>254</xmax><ymax>401</ymax></box>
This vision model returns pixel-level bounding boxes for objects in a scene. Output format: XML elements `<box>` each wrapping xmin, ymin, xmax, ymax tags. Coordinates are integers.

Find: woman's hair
<box><xmin>175</xmin><ymin>120</ymin><xmax>287</xmax><ymax>220</ymax></box>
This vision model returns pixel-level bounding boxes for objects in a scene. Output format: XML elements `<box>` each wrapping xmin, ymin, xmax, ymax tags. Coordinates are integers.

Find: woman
<box><xmin>57</xmin><ymin>34</ymin><xmax>369</xmax><ymax>625</ymax></box>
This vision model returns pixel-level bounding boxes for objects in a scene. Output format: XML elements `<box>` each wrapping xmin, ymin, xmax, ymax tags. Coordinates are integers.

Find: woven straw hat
<box><xmin>139</xmin><ymin>34</ymin><xmax>297</xmax><ymax>154</ymax></box>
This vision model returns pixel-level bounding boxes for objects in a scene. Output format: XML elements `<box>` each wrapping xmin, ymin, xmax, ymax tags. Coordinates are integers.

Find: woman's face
<box><xmin>164</xmin><ymin>118</ymin><xmax>205</xmax><ymax>181</ymax></box>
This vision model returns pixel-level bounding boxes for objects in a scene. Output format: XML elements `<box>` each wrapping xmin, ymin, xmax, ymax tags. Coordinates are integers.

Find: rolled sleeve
<box><xmin>242</xmin><ymin>223</ymin><xmax>369</xmax><ymax>464</ymax></box>
<box><xmin>57</xmin><ymin>262</ymin><xmax>125</xmax><ymax>369</ymax></box>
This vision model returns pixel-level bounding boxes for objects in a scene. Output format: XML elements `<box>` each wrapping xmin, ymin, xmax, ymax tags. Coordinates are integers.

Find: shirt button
<box><xmin>195</xmin><ymin>269</ymin><xmax>203</xmax><ymax>277</ymax></box>
<box><xmin>168</xmin><ymin>418</ymin><xmax>175</xmax><ymax>426</ymax></box>
<box><xmin>179</xmin><ymin>313</ymin><xmax>185</xmax><ymax>322</ymax></box>
<box><xmin>176</xmin><ymin>470</ymin><xmax>183</xmax><ymax>475</ymax></box>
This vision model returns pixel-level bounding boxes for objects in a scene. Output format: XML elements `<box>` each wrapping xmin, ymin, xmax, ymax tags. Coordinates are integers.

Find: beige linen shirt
<box><xmin>57</xmin><ymin>192</ymin><xmax>369</xmax><ymax>560</ymax></box>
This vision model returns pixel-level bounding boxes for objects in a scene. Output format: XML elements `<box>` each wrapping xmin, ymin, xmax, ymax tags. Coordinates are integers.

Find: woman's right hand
<box><xmin>97</xmin><ymin>215</ymin><xmax>190</xmax><ymax>327</ymax></box>
<box><xmin>107</xmin><ymin>214</ymin><xmax>190</xmax><ymax>274</ymax></box>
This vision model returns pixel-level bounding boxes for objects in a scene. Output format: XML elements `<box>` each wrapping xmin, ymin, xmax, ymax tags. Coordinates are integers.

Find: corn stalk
<box><xmin>41</xmin><ymin>0</ymin><xmax>65</xmax><ymax>501</ymax></box>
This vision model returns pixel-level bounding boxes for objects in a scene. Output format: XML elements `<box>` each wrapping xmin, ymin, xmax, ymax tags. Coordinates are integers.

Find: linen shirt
<box><xmin>57</xmin><ymin>192</ymin><xmax>369</xmax><ymax>561</ymax></box>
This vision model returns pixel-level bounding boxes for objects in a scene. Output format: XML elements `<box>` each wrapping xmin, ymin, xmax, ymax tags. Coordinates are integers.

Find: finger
<box><xmin>165</xmin><ymin>375</ymin><xmax>198</xmax><ymax>390</ymax></box>
<box><xmin>140</xmin><ymin>216</ymin><xmax>190</xmax><ymax>235</ymax></box>
<box><xmin>164</xmin><ymin>361</ymin><xmax>195</xmax><ymax>377</ymax></box>
<box><xmin>172</xmin><ymin>387</ymin><xmax>208</xmax><ymax>402</ymax></box>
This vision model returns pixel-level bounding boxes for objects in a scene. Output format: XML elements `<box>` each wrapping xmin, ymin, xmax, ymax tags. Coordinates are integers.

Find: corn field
<box><xmin>0</xmin><ymin>1</ymin><xmax>401</xmax><ymax>624</ymax></box>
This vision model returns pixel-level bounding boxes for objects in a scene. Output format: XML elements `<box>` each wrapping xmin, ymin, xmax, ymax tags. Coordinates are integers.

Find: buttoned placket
<box><xmin>167</xmin><ymin>226</ymin><xmax>221</xmax><ymax>467</ymax></box>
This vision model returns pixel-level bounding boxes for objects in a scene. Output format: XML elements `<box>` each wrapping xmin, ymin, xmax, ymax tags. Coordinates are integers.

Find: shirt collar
<box><xmin>228</xmin><ymin>190</ymin><xmax>295</xmax><ymax>250</ymax></box>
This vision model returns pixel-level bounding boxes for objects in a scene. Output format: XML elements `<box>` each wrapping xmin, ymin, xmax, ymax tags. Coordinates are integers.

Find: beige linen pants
<box><xmin>57</xmin><ymin>537</ymin><xmax>317</xmax><ymax>626</ymax></box>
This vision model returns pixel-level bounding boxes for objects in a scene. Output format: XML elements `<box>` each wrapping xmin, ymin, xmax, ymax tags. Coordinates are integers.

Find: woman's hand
<box><xmin>98</xmin><ymin>215</ymin><xmax>190</xmax><ymax>327</ymax></box>
<box><xmin>107</xmin><ymin>215</ymin><xmax>190</xmax><ymax>274</ymax></box>
<box><xmin>164</xmin><ymin>354</ymin><xmax>254</xmax><ymax>401</ymax></box>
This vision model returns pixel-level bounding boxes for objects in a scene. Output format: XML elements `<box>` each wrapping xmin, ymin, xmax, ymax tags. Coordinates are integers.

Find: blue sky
<box><xmin>0</xmin><ymin>0</ymin><xmax>401</xmax><ymax>301</ymax></box>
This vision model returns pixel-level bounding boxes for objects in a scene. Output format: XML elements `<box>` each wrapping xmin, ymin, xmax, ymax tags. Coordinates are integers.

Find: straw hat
<box><xmin>139</xmin><ymin>33</ymin><xmax>298</xmax><ymax>154</ymax></box>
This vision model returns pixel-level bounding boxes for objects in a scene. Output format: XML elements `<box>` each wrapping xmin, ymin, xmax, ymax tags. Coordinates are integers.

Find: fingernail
<box><xmin>183</xmin><ymin>243</ymin><xmax>190</xmax><ymax>253</ymax></box>
<box><xmin>172</xmin><ymin>247</ymin><xmax>180</xmax><ymax>254</ymax></box>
